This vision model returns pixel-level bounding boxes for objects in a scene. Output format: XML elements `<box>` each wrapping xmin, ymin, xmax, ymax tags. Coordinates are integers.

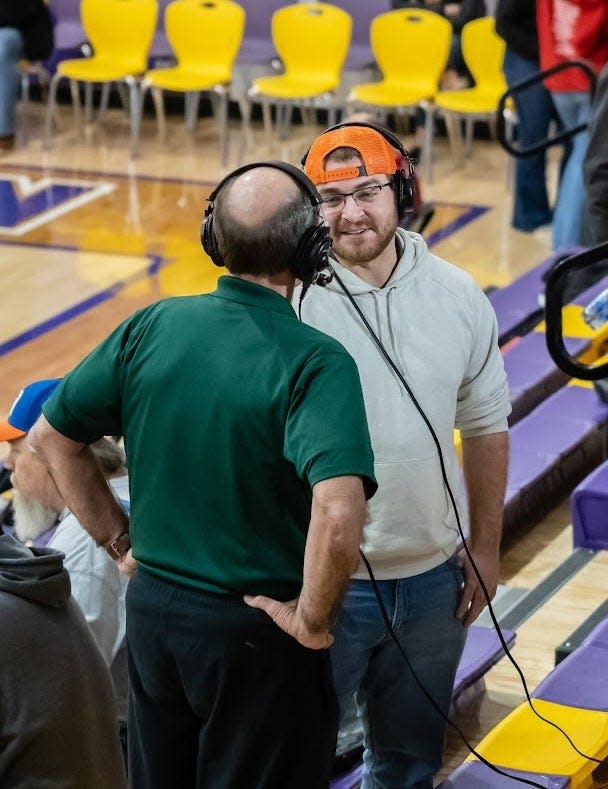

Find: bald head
<box><xmin>222</xmin><ymin>167</ymin><xmax>302</xmax><ymax>229</ymax></box>
<box><xmin>211</xmin><ymin>165</ymin><xmax>317</xmax><ymax>277</ymax></box>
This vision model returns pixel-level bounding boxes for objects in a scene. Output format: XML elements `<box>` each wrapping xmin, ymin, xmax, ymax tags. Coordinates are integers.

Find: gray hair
<box><xmin>213</xmin><ymin>177</ymin><xmax>316</xmax><ymax>276</ymax></box>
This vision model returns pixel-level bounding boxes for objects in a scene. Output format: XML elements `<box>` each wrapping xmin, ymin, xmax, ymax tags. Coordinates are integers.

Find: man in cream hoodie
<box><xmin>298</xmin><ymin>122</ymin><xmax>511</xmax><ymax>789</ymax></box>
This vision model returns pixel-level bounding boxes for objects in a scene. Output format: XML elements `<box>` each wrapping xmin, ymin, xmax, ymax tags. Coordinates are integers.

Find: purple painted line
<box><xmin>0</xmin><ymin>162</ymin><xmax>216</xmax><ymax>189</ymax></box>
<box><xmin>0</xmin><ymin>255</ymin><xmax>165</xmax><ymax>358</ymax></box>
<box><xmin>426</xmin><ymin>204</ymin><xmax>489</xmax><ymax>247</ymax></box>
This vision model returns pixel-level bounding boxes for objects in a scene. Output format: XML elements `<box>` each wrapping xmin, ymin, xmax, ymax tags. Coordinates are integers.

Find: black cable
<box><xmin>322</xmin><ymin>267</ymin><xmax>601</xmax><ymax>771</ymax></box>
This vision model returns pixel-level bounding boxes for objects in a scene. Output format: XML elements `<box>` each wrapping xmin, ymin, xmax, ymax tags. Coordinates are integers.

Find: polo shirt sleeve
<box><xmin>42</xmin><ymin>311</ymin><xmax>144</xmax><ymax>443</ymax></box>
<box><xmin>284</xmin><ymin>348</ymin><xmax>377</xmax><ymax>499</ymax></box>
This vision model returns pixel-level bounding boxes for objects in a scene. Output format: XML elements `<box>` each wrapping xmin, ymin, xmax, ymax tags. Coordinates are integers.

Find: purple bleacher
<box><xmin>489</xmin><ymin>247</ymin><xmax>585</xmax><ymax>346</ymax></box>
<box><xmin>571</xmin><ymin>458</ymin><xmax>608</xmax><ymax>550</ymax></box>
<box><xmin>437</xmin><ymin>760</ymin><xmax>569</xmax><ymax>788</ymax></box>
<box><xmin>330</xmin><ymin>763</ymin><xmax>363</xmax><ymax>789</ymax></box>
<box><xmin>533</xmin><ymin>643</ymin><xmax>608</xmax><ymax>711</ymax></box>
<box><xmin>453</xmin><ymin>625</ymin><xmax>516</xmax><ymax>700</ymax></box>
<box><xmin>149</xmin><ymin>0</ymin><xmax>174</xmax><ymax>65</ymax></box>
<box><xmin>573</xmin><ymin>278</ymin><xmax>608</xmax><ymax>307</ymax></box>
<box><xmin>48</xmin><ymin>0</ymin><xmax>85</xmax><ymax>50</ymax></box>
<box><xmin>503</xmin><ymin>333</ymin><xmax>590</xmax><ymax>425</ymax></box>
<box><xmin>532</xmin><ymin>384</ymin><xmax>608</xmax><ymax>426</ymax></box>
<box><xmin>329</xmin><ymin>1</ymin><xmax>391</xmax><ymax>70</ymax></box>
<box><xmin>582</xmin><ymin>613</ymin><xmax>608</xmax><ymax>649</ymax></box>
<box><xmin>504</xmin><ymin>384</ymin><xmax>608</xmax><ymax>531</ymax></box>
<box><xmin>235</xmin><ymin>0</ymin><xmax>283</xmax><ymax>66</ymax></box>
<box><xmin>504</xmin><ymin>449</ymin><xmax>560</xmax><ymax>520</ymax></box>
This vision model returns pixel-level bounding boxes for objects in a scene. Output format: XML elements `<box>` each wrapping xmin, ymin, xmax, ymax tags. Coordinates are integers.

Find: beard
<box><xmin>330</xmin><ymin>215</ymin><xmax>397</xmax><ymax>266</ymax></box>
<box><xmin>12</xmin><ymin>490</ymin><xmax>59</xmax><ymax>544</ymax></box>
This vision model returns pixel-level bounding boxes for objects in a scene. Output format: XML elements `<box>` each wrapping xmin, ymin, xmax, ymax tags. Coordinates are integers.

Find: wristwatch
<box><xmin>107</xmin><ymin>531</ymin><xmax>131</xmax><ymax>560</ymax></box>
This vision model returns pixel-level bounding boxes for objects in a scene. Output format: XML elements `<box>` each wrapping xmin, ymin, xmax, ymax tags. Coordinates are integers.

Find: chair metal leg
<box><xmin>422</xmin><ymin>104</ymin><xmax>435</xmax><ymax>183</ymax></box>
<box><xmin>151</xmin><ymin>86</ymin><xmax>166</xmax><ymax>142</ymax></box>
<box><xmin>44</xmin><ymin>72</ymin><xmax>62</xmax><ymax>150</ymax></box>
<box><xmin>84</xmin><ymin>82</ymin><xmax>93</xmax><ymax>125</ymax></box>
<box><xmin>69</xmin><ymin>79</ymin><xmax>82</xmax><ymax>129</ymax></box>
<box><xmin>238</xmin><ymin>95</ymin><xmax>253</xmax><ymax>161</ymax></box>
<box><xmin>262</xmin><ymin>98</ymin><xmax>273</xmax><ymax>149</ymax></box>
<box><xmin>127</xmin><ymin>78</ymin><xmax>141</xmax><ymax>159</ymax></box>
<box><xmin>443</xmin><ymin>111</ymin><xmax>464</xmax><ymax>167</ymax></box>
<box><xmin>465</xmin><ymin>117</ymin><xmax>474</xmax><ymax>157</ymax></box>
<box><xmin>216</xmin><ymin>89</ymin><xmax>229</xmax><ymax>167</ymax></box>
<box><xmin>185</xmin><ymin>92</ymin><xmax>200</xmax><ymax>131</ymax></box>
<box><xmin>99</xmin><ymin>82</ymin><xmax>111</xmax><ymax>121</ymax></box>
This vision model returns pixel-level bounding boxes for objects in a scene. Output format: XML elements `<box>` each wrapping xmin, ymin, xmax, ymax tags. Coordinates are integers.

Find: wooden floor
<box><xmin>1</xmin><ymin>99</ymin><xmax>604</xmax><ymax>785</ymax></box>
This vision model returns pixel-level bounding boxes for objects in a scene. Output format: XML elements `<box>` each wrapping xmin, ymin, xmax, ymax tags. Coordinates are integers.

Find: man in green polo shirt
<box><xmin>28</xmin><ymin>162</ymin><xmax>377</xmax><ymax>789</ymax></box>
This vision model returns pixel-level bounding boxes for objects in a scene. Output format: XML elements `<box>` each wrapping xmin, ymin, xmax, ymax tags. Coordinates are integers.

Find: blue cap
<box><xmin>0</xmin><ymin>379</ymin><xmax>61</xmax><ymax>441</ymax></box>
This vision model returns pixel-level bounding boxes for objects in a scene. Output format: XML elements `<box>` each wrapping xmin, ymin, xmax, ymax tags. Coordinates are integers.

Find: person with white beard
<box><xmin>0</xmin><ymin>378</ymin><xmax>130</xmax><ymax>761</ymax></box>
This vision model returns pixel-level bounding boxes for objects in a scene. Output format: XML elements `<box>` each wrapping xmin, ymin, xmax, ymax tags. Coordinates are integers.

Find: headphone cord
<box><xmin>323</xmin><ymin>267</ymin><xmax>601</xmax><ymax>772</ymax></box>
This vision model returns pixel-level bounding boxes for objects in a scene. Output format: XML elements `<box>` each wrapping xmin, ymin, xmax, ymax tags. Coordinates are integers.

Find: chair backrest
<box><xmin>271</xmin><ymin>2</ymin><xmax>352</xmax><ymax>85</ymax></box>
<box><xmin>164</xmin><ymin>0</ymin><xmax>245</xmax><ymax>70</ymax></box>
<box><xmin>370</xmin><ymin>8</ymin><xmax>451</xmax><ymax>92</ymax></box>
<box><xmin>81</xmin><ymin>0</ymin><xmax>158</xmax><ymax>72</ymax></box>
<box><xmin>461</xmin><ymin>16</ymin><xmax>506</xmax><ymax>94</ymax></box>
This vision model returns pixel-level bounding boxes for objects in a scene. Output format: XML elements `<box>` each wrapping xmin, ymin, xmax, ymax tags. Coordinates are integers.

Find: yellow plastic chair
<box><xmin>248</xmin><ymin>2</ymin><xmax>352</xmax><ymax>143</ymax></box>
<box><xmin>346</xmin><ymin>8</ymin><xmax>451</xmax><ymax>181</ymax></box>
<box><xmin>44</xmin><ymin>0</ymin><xmax>158</xmax><ymax>158</ymax></box>
<box><xmin>139</xmin><ymin>0</ymin><xmax>245</xmax><ymax>165</ymax></box>
<box><xmin>433</xmin><ymin>17</ymin><xmax>507</xmax><ymax>166</ymax></box>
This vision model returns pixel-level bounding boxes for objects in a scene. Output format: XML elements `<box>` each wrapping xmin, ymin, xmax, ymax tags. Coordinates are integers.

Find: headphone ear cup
<box><xmin>291</xmin><ymin>225</ymin><xmax>332</xmax><ymax>285</ymax></box>
<box><xmin>393</xmin><ymin>170</ymin><xmax>416</xmax><ymax>219</ymax></box>
<box><xmin>201</xmin><ymin>209</ymin><xmax>224</xmax><ymax>267</ymax></box>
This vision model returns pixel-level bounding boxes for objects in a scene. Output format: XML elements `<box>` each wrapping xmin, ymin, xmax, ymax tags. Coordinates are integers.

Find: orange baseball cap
<box><xmin>303</xmin><ymin>126</ymin><xmax>400</xmax><ymax>185</ymax></box>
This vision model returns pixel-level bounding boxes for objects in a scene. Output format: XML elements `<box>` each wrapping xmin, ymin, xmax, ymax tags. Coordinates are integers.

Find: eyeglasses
<box><xmin>319</xmin><ymin>182</ymin><xmax>393</xmax><ymax>211</ymax></box>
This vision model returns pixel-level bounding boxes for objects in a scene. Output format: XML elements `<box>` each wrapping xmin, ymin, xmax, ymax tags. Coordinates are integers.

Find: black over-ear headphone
<box><xmin>201</xmin><ymin>160</ymin><xmax>332</xmax><ymax>286</ymax></box>
<box><xmin>300</xmin><ymin>120</ymin><xmax>417</xmax><ymax>220</ymax></box>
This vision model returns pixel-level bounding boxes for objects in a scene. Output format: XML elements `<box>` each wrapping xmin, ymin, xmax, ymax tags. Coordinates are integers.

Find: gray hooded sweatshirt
<box><xmin>297</xmin><ymin>230</ymin><xmax>511</xmax><ymax>579</ymax></box>
<box><xmin>0</xmin><ymin>532</ymin><xmax>127</xmax><ymax>788</ymax></box>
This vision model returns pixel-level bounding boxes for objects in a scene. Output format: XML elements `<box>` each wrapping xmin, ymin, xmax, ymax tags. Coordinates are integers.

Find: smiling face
<box><xmin>317</xmin><ymin>155</ymin><xmax>399</xmax><ymax>270</ymax></box>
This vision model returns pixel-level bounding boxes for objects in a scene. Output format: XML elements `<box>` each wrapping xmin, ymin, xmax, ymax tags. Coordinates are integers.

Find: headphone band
<box><xmin>207</xmin><ymin>160</ymin><xmax>323</xmax><ymax>208</ymax></box>
<box><xmin>201</xmin><ymin>160</ymin><xmax>331</xmax><ymax>285</ymax></box>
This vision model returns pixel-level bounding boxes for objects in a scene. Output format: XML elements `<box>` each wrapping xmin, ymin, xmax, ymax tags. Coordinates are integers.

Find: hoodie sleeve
<box><xmin>455</xmin><ymin>285</ymin><xmax>511</xmax><ymax>438</ymax></box>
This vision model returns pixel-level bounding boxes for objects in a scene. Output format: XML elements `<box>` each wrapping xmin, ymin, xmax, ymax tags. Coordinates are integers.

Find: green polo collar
<box><xmin>212</xmin><ymin>275</ymin><xmax>296</xmax><ymax>318</ymax></box>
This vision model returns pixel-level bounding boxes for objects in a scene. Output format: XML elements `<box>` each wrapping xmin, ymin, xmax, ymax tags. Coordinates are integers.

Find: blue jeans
<box><xmin>551</xmin><ymin>91</ymin><xmax>591</xmax><ymax>252</ymax></box>
<box><xmin>502</xmin><ymin>48</ymin><xmax>556</xmax><ymax>231</ymax></box>
<box><xmin>0</xmin><ymin>28</ymin><xmax>23</xmax><ymax>136</ymax></box>
<box><xmin>331</xmin><ymin>558</ymin><xmax>466</xmax><ymax>789</ymax></box>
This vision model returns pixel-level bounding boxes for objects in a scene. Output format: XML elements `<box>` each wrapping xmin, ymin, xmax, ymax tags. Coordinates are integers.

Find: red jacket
<box><xmin>537</xmin><ymin>0</ymin><xmax>608</xmax><ymax>91</ymax></box>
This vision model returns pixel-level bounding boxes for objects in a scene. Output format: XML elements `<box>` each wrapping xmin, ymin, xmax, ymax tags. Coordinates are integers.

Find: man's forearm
<box><xmin>461</xmin><ymin>431</ymin><xmax>509</xmax><ymax>551</ymax></box>
<box><xmin>29</xmin><ymin>416</ymin><xmax>128</xmax><ymax>551</ymax></box>
<box><xmin>297</xmin><ymin>476</ymin><xmax>367</xmax><ymax>633</ymax></box>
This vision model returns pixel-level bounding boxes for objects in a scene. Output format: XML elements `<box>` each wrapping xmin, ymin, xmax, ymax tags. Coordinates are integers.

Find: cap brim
<box><xmin>0</xmin><ymin>420</ymin><xmax>25</xmax><ymax>442</ymax></box>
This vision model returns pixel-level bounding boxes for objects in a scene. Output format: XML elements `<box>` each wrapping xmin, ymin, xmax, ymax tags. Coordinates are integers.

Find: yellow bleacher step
<box><xmin>467</xmin><ymin>698</ymin><xmax>608</xmax><ymax>787</ymax></box>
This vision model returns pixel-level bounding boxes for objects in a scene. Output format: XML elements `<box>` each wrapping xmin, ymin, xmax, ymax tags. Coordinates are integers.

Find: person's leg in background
<box><xmin>551</xmin><ymin>91</ymin><xmax>591</xmax><ymax>251</ymax></box>
<box><xmin>502</xmin><ymin>47</ymin><xmax>555</xmax><ymax>231</ymax></box>
<box><xmin>0</xmin><ymin>28</ymin><xmax>23</xmax><ymax>149</ymax></box>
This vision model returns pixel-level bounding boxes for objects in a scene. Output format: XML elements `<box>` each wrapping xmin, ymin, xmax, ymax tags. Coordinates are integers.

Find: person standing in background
<box><xmin>0</xmin><ymin>0</ymin><xmax>53</xmax><ymax>150</ymax></box>
<box><xmin>496</xmin><ymin>0</ymin><xmax>563</xmax><ymax>232</ymax></box>
<box><xmin>537</xmin><ymin>0</ymin><xmax>608</xmax><ymax>251</ymax></box>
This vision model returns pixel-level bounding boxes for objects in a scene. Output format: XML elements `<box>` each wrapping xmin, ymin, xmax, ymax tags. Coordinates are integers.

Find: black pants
<box><xmin>126</xmin><ymin>570</ymin><xmax>338</xmax><ymax>789</ymax></box>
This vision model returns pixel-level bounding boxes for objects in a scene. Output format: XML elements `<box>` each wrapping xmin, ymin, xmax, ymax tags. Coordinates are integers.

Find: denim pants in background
<box><xmin>0</xmin><ymin>28</ymin><xmax>23</xmax><ymax>136</ymax></box>
<box><xmin>331</xmin><ymin>557</ymin><xmax>467</xmax><ymax>789</ymax></box>
<box><xmin>502</xmin><ymin>48</ymin><xmax>557</xmax><ymax>232</ymax></box>
<box><xmin>551</xmin><ymin>91</ymin><xmax>591</xmax><ymax>252</ymax></box>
